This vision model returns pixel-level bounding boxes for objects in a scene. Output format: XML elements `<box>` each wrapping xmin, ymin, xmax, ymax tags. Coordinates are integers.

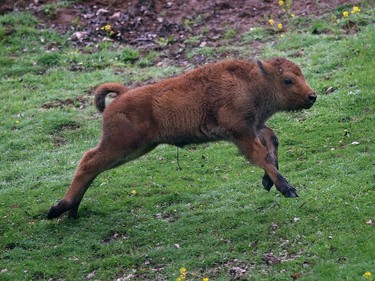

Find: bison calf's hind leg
<box><xmin>234</xmin><ymin>135</ymin><xmax>298</xmax><ymax>198</ymax></box>
<box><xmin>48</xmin><ymin>147</ymin><xmax>116</xmax><ymax>219</ymax></box>
<box><xmin>48</xmin><ymin>139</ymin><xmax>156</xmax><ymax>219</ymax></box>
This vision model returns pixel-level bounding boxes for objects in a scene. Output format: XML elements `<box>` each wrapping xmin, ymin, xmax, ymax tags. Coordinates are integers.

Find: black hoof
<box><xmin>47</xmin><ymin>205</ymin><xmax>64</xmax><ymax>219</ymax></box>
<box><xmin>262</xmin><ymin>174</ymin><xmax>274</xmax><ymax>191</ymax></box>
<box><xmin>47</xmin><ymin>199</ymin><xmax>72</xmax><ymax>219</ymax></box>
<box><xmin>282</xmin><ymin>186</ymin><xmax>299</xmax><ymax>198</ymax></box>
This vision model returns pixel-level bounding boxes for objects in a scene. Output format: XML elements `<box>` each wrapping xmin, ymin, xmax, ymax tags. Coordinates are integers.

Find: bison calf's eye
<box><xmin>283</xmin><ymin>78</ymin><xmax>293</xmax><ymax>85</ymax></box>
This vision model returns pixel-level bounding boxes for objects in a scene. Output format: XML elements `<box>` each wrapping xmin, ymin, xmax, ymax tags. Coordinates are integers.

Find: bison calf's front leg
<box><xmin>234</xmin><ymin>135</ymin><xmax>298</xmax><ymax>198</ymax></box>
<box><xmin>258</xmin><ymin>126</ymin><xmax>280</xmax><ymax>191</ymax></box>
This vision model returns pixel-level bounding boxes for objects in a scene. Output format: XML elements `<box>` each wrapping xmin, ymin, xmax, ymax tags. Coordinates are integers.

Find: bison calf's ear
<box><xmin>257</xmin><ymin>60</ymin><xmax>269</xmax><ymax>76</ymax></box>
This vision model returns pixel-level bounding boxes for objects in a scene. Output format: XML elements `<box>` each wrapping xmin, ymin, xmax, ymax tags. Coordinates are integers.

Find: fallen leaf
<box><xmin>115</xmin><ymin>274</ymin><xmax>135</xmax><ymax>281</ymax></box>
<box><xmin>86</xmin><ymin>270</ymin><xmax>96</xmax><ymax>279</ymax></box>
<box><xmin>293</xmin><ymin>217</ymin><xmax>300</xmax><ymax>223</ymax></box>
<box><xmin>271</xmin><ymin>223</ymin><xmax>279</xmax><ymax>231</ymax></box>
<box><xmin>96</xmin><ymin>8</ymin><xmax>109</xmax><ymax>15</ymax></box>
<box><xmin>292</xmin><ymin>272</ymin><xmax>302</xmax><ymax>279</ymax></box>
<box><xmin>199</xmin><ymin>41</ymin><xmax>207</xmax><ymax>47</ymax></box>
<box><xmin>263</xmin><ymin>252</ymin><xmax>280</xmax><ymax>265</ymax></box>
<box><xmin>110</xmin><ymin>12</ymin><xmax>122</xmax><ymax>19</ymax></box>
<box><xmin>73</xmin><ymin>31</ymin><xmax>88</xmax><ymax>41</ymax></box>
<box><xmin>229</xmin><ymin>266</ymin><xmax>247</xmax><ymax>278</ymax></box>
<box><xmin>325</xmin><ymin>86</ymin><xmax>335</xmax><ymax>94</ymax></box>
<box><xmin>174</xmin><ymin>243</ymin><xmax>180</xmax><ymax>249</ymax></box>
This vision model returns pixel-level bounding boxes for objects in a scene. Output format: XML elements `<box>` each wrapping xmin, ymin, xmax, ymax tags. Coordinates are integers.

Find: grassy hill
<box><xmin>0</xmin><ymin>2</ymin><xmax>374</xmax><ymax>280</ymax></box>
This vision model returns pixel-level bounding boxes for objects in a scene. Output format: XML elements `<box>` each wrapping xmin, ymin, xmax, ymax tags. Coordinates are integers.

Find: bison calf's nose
<box><xmin>308</xmin><ymin>93</ymin><xmax>317</xmax><ymax>103</ymax></box>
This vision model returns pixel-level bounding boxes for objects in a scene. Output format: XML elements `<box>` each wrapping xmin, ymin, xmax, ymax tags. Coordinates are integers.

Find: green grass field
<box><xmin>0</xmin><ymin>3</ymin><xmax>374</xmax><ymax>281</ymax></box>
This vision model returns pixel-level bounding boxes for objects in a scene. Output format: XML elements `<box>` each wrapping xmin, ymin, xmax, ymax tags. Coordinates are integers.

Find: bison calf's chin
<box><xmin>48</xmin><ymin>57</ymin><xmax>316</xmax><ymax>219</ymax></box>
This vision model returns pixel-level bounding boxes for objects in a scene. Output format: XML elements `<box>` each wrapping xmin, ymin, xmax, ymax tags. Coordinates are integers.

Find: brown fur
<box><xmin>48</xmin><ymin>57</ymin><xmax>317</xmax><ymax>219</ymax></box>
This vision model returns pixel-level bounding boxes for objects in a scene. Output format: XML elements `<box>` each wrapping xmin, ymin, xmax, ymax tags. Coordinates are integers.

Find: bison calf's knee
<box><xmin>48</xmin><ymin>57</ymin><xmax>316</xmax><ymax>219</ymax></box>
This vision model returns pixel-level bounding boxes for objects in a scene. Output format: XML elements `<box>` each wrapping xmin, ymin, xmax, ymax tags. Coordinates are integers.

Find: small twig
<box><xmin>299</xmin><ymin>201</ymin><xmax>307</xmax><ymax>208</ymax></box>
<box><xmin>176</xmin><ymin>147</ymin><xmax>182</xmax><ymax>170</ymax></box>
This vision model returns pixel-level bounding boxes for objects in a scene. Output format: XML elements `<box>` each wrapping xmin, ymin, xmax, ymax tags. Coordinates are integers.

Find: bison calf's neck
<box><xmin>48</xmin><ymin>57</ymin><xmax>316</xmax><ymax>219</ymax></box>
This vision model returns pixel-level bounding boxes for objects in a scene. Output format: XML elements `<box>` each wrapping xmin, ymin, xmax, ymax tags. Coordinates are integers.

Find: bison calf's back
<box><xmin>48</xmin><ymin>57</ymin><xmax>316</xmax><ymax>219</ymax></box>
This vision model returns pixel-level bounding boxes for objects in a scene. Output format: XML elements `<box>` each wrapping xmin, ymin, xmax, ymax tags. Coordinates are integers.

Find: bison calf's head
<box><xmin>257</xmin><ymin>58</ymin><xmax>317</xmax><ymax>111</ymax></box>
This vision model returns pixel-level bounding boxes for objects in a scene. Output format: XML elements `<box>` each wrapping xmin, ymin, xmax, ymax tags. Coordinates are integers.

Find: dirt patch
<box><xmin>41</xmin><ymin>92</ymin><xmax>92</xmax><ymax>110</ymax></box>
<box><xmin>3</xmin><ymin>0</ymin><xmax>359</xmax><ymax>60</ymax></box>
<box><xmin>50</xmin><ymin>121</ymin><xmax>81</xmax><ymax>146</ymax></box>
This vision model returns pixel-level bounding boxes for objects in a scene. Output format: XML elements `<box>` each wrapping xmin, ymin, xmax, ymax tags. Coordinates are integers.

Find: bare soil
<box><xmin>1</xmin><ymin>0</ymin><xmax>359</xmax><ymax>63</ymax></box>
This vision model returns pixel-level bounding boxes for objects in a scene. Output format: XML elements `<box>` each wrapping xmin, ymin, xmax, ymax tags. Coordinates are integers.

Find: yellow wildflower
<box><xmin>176</xmin><ymin>267</ymin><xmax>187</xmax><ymax>280</ymax></box>
<box><xmin>279</xmin><ymin>0</ymin><xmax>284</xmax><ymax>6</ymax></box>
<box><xmin>268</xmin><ymin>19</ymin><xmax>275</xmax><ymax>26</ymax></box>
<box><xmin>278</xmin><ymin>23</ymin><xmax>283</xmax><ymax>29</ymax></box>
<box><xmin>363</xmin><ymin>271</ymin><xmax>372</xmax><ymax>280</ymax></box>
<box><xmin>342</xmin><ymin>11</ymin><xmax>349</xmax><ymax>17</ymax></box>
<box><xmin>15</xmin><ymin>120</ymin><xmax>20</xmax><ymax>124</ymax></box>
<box><xmin>291</xmin><ymin>13</ymin><xmax>295</xmax><ymax>17</ymax></box>
<box><xmin>130</xmin><ymin>190</ymin><xmax>137</xmax><ymax>196</ymax></box>
<box><xmin>101</xmin><ymin>24</ymin><xmax>112</xmax><ymax>32</ymax></box>
<box><xmin>351</xmin><ymin>6</ymin><xmax>360</xmax><ymax>14</ymax></box>
<box><xmin>203</xmin><ymin>278</ymin><xmax>209</xmax><ymax>281</ymax></box>
<box><xmin>180</xmin><ymin>267</ymin><xmax>187</xmax><ymax>277</ymax></box>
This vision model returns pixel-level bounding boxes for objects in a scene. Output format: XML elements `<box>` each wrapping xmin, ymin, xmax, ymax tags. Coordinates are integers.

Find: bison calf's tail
<box><xmin>94</xmin><ymin>83</ymin><xmax>129</xmax><ymax>112</ymax></box>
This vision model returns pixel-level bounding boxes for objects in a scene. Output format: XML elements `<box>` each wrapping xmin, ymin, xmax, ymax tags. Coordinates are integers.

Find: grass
<box><xmin>0</xmin><ymin>3</ymin><xmax>374</xmax><ymax>281</ymax></box>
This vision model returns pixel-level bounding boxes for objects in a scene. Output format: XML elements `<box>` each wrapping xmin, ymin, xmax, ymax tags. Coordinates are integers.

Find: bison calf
<box><xmin>48</xmin><ymin>57</ymin><xmax>317</xmax><ymax>219</ymax></box>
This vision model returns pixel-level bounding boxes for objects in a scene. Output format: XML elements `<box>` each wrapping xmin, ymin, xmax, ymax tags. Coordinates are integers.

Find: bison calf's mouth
<box><xmin>48</xmin><ymin>57</ymin><xmax>316</xmax><ymax>219</ymax></box>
